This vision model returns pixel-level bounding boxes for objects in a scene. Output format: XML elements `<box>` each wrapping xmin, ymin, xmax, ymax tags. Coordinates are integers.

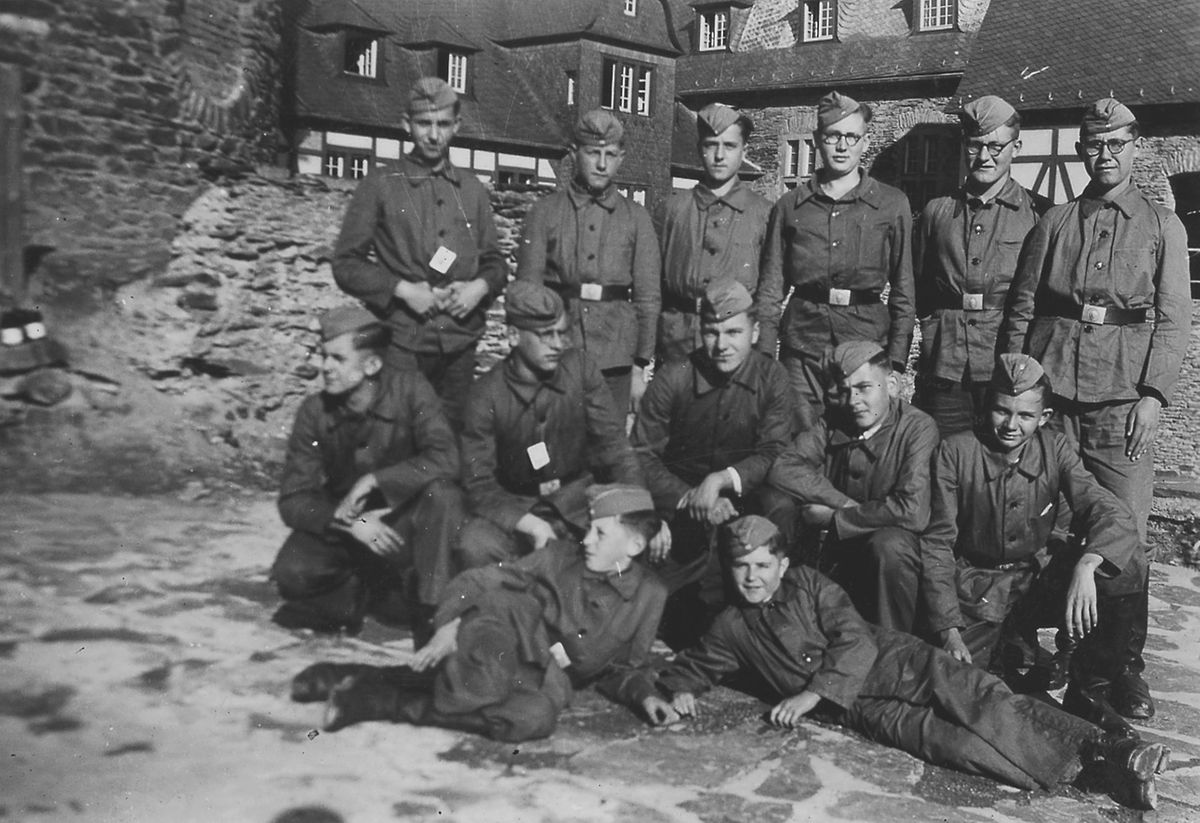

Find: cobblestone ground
<box><xmin>3</xmin><ymin>492</ymin><xmax>1199</xmax><ymax>823</ymax></box>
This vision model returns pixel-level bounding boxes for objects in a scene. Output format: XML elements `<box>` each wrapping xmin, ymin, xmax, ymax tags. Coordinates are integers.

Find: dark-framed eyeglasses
<box><xmin>964</xmin><ymin>139</ymin><xmax>1016</xmax><ymax>158</ymax></box>
<box><xmin>818</xmin><ymin>131</ymin><xmax>864</xmax><ymax>147</ymax></box>
<box><xmin>1081</xmin><ymin>137</ymin><xmax>1135</xmax><ymax>156</ymax></box>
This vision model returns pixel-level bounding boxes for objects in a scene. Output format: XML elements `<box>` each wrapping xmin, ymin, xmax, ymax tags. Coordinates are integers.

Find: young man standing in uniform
<box><xmin>332</xmin><ymin>77</ymin><xmax>506</xmax><ymax>430</ymax></box>
<box><xmin>654</xmin><ymin>104</ymin><xmax>772</xmax><ymax>363</ymax></box>
<box><xmin>914</xmin><ymin>95</ymin><xmax>1048</xmax><ymax>435</ymax></box>
<box><xmin>756</xmin><ymin>91</ymin><xmax>915</xmax><ymax>417</ymax></box>
<box><xmin>999</xmin><ymin>98</ymin><xmax>1190</xmax><ymax>720</ymax></box>
<box><xmin>517</xmin><ymin>109</ymin><xmax>661</xmax><ymax>414</ymax></box>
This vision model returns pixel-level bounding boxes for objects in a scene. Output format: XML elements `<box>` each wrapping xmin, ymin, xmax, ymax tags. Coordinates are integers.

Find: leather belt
<box><xmin>1037</xmin><ymin>301</ymin><xmax>1149</xmax><ymax>325</ymax></box>
<box><xmin>933</xmin><ymin>293</ymin><xmax>1007</xmax><ymax>311</ymax></box>
<box><xmin>508</xmin><ymin>470</ymin><xmax>583</xmax><ymax>498</ymax></box>
<box><xmin>662</xmin><ymin>292</ymin><xmax>704</xmax><ymax>314</ymax></box>
<box><xmin>965</xmin><ymin>556</ymin><xmax>1038</xmax><ymax>572</ymax></box>
<box><xmin>549</xmin><ymin>282</ymin><xmax>631</xmax><ymax>302</ymax></box>
<box><xmin>794</xmin><ymin>284</ymin><xmax>882</xmax><ymax>306</ymax></box>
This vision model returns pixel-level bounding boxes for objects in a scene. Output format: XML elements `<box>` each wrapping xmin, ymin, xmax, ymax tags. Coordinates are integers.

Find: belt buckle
<box><xmin>962</xmin><ymin>293</ymin><xmax>984</xmax><ymax>311</ymax></box>
<box><xmin>538</xmin><ymin>478</ymin><xmax>561</xmax><ymax>497</ymax></box>
<box><xmin>1081</xmin><ymin>304</ymin><xmax>1107</xmax><ymax>325</ymax></box>
<box><xmin>579</xmin><ymin>283</ymin><xmax>603</xmax><ymax>301</ymax></box>
<box><xmin>828</xmin><ymin>288</ymin><xmax>851</xmax><ymax>306</ymax></box>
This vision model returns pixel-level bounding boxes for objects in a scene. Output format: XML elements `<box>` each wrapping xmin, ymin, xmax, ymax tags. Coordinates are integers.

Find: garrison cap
<box><xmin>505</xmin><ymin>280</ymin><xmax>564</xmax><ymax>330</ymax></box>
<box><xmin>700</xmin><ymin>279</ymin><xmax>754</xmax><ymax>323</ymax></box>
<box><xmin>407</xmin><ymin>77</ymin><xmax>458</xmax><ymax>114</ymax></box>
<box><xmin>827</xmin><ymin>340</ymin><xmax>885</xmax><ymax>381</ymax></box>
<box><xmin>587</xmin><ymin>484</ymin><xmax>655</xmax><ymax>519</ymax></box>
<box><xmin>817</xmin><ymin>91</ymin><xmax>863</xmax><ymax>131</ymax></box>
<box><xmin>698</xmin><ymin>103</ymin><xmax>746</xmax><ymax>138</ymax></box>
<box><xmin>1081</xmin><ymin>98</ymin><xmax>1137</xmax><ymax>135</ymax></box>
<box><xmin>992</xmin><ymin>353</ymin><xmax>1047</xmax><ymax>396</ymax></box>
<box><xmin>722</xmin><ymin>515</ymin><xmax>780</xmax><ymax>559</ymax></box>
<box><xmin>961</xmin><ymin>95</ymin><xmax>1017</xmax><ymax>137</ymax></box>
<box><xmin>319</xmin><ymin>305</ymin><xmax>381</xmax><ymax>341</ymax></box>
<box><xmin>573</xmin><ymin>109</ymin><xmax>625</xmax><ymax>147</ymax></box>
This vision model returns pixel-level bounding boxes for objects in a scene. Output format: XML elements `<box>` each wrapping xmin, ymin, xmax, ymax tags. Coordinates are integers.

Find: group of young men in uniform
<box><xmin>269</xmin><ymin>76</ymin><xmax>1189</xmax><ymax>809</ymax></box>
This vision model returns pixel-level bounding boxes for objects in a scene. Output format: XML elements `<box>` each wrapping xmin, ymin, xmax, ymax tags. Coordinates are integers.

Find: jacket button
<box><xmin>1083</xmin><ymin>326</ymin><xmax>1093</xmax><ymax>334</ymax></box>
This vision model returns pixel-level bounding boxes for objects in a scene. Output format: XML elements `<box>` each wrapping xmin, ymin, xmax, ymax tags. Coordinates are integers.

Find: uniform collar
<box><xmin>826</xmin><ymin>398</ymin><xmax>900</xmax><ymax>455</ymax></box>
<box><xmin>325</xmin><ymin>375</ymin><xmax>397</xmax><ymax>427</ymax></box>
<box><xmin>1079</xmin><ymin>181</ymin><xmax>1141</xmax><ymax>219</ymax></box>
<box><xmin>690</xmin><ymin>349</ymin><xmax>760</xmax><ymax>396</ymax></box>
<box><xmin>961</xmin><ymin>177</ymin><xmax>1024</xmax><ymax>212</ymax></box>
<box><xmin>980</xmin><ymin>430</ymin><xmax>1045</xmax><ymax>482</ymax></box>
<box><xmin>693</xmin><ymin>179</ymin><xmax>751</xmax><ymax>212</ymax></box>
<box><xmin>567</xmin><ymin>180</ymin><xmax>620</xmax><ymax>212</ymax></box>
<box><xmin>504</xmin><ymin>353</ymin><xmax>569</xmax><ymax>405</ymax></box>
<box><xmin>401</xmin><ymin>153</ymin><xmax>462</xmax><ymax>186</ymax></box>
<box><xmin>794</xmin><ymin>170</ymin><xmax>881</xmax><ymax>210</ymax></box>
<box><xmin>582</xmin><ymin>558</ymin><xmax>645</xmax><ymax>600</ymax></box>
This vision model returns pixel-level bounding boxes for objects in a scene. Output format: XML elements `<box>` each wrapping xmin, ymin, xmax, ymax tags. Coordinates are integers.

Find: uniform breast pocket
<box><xmin>1114</xmin><ymin>246</ymin><xmax>1155</xmax><ymax>304</ymax></box>
<box><xmin>855</xmin><ymin>221</ymin><xmax>893</xmax><ymax>278</ymax></box>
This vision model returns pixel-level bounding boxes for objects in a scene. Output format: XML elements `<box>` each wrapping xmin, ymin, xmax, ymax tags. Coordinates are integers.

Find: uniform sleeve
<box><xmin>593</xmin><ymin>579</ymin><xmax>669</xmax><ymax>707</ymax></box>
<box><xmin>885</xmin><ymin>196</ymin><xmax>916</xmax><ymax>369</ymax></box>
<box><xmin>629</xmin><ymin>364</ymin><xmax>692</xmax><ymax>510</ymax></box>
<box><xmin>468</xmin><ymin>179</ymin><xmax>508</xmax><ymax>298</ymax></box>
<box><xmin>373</xmin><ymin>377</ymin><xmax>461</xmax><ymax>508</ymax></box>
<box><xmin>1056</xmin><ymin>435</ymin><xmax>1139</xmax><ymax>577</ymax></box>
<box><xmin>831</xmin><ymin>413</ymin><xmax>938</xmax><ymax>538</ymax></box>
<box><xmin>277</xmin><ymin>398</ymin><xmax>336</xmax><ymax>534</ymax></box>
<box><xmin>913</xmin><ymin>204</ymin><xmax>936</xmax><ymax>319</ymax></box>
<box><xmin>332</xmin><ymin>174</ymin><xmax>397</xmax><ymax>311</ymax></box>
<box><xmin>997</xmin><ymin>216</ymin><xmax>1052</xmax><ymax>356</ymax></box>
<box><xmin>461</xmin><ymin>378</ymin><xmax>533</xmax><ymax>532</ymax></box>
<box><xmin>432</xmin><ymin>544</ymin><xmax>560</xmax><ymax>627</ymax></box>
<box><xmin>583</xmin><ymin>353</ymin><xmax>647</xmax><ymax>486</ymax></box>
<box><xmin>754</xmin><ymin>200</ymin><xmax>787</xmax><ymax>357</ymax></box>
<box><xmin>767</xmin><ymin>426</ymin><xmax>855</xmax><ymax>508</ymax></box>
<box><xmin>1141</xmin><ymin>209</ymin><xmax>1191</xmax><ymax>404</ymax></box>
<box><xmin>515</xmin><ymin>199</ymin><xmax>550</xmax><ymax>283</ymax></box>
<box><xmin>921</xmin><ymin>440</ymin><xmax>966</xmax><ymax>633</ymax></box>
<box><xmin>805</xmin><ymin>571</ymin><xmax>880</xmax><ymax>709</ymax></box>
<box><xmin>729</xmin><ymin>363</ymin><xmax>795</xmax><ymax>491</ymax></box>
<box><xmin>656</xmin><ymin>612</ymin><xmax>744</xmax><ymax>697</ymax></box>
<box><xmin>631</xmin><ymin>204</ymin><xmax>663</xmax><ymax>367</ymax></box>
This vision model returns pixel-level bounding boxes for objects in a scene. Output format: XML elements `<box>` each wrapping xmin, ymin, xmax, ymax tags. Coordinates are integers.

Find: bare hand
<box><xmin>395</xmin><ymin>280</ymin><xmax>439</xmax><ymax>317</ymax></box>
<box><xmin>334</xmin><ymin>473</ymin><xmax>379</xmax><ymax>523</ymax></box>
<box><xmin>642</xmin><ymin>696</ymin><xmax>680</xmax><ymax>725</ymax></box>
<box><xmin>1066</xmin><ymin>555</ymin><xmax>1102</xmax><ymax>639</ymax></box>
<box><xmin>671</xmin><ymin>692</ymin><xmax>697</xmax><ymax>717</ymax></box>
<box><xmin>629</xmin><ymin>365</ymin><xmax>648</xmax><ymax>414</ymax></box>
<box><xmin>678</xmin><ymin>472</ymin><xmax>729</xmax><ymax>523</ymax></box>
<box><xmin>647</xmin><ymin>521</ymin><xmax>672</xmax><ymax>564</ymax></box>
<box><xmin>411</xmin><ymin>618</ymin><xmax>459</xmax><ymax>671</ymax></box>
<box><xmin>940</xmin><ymin>628</ymin><xmax>972</xmax><ymax>664</ymax></box>
<box><xmin>345</xmin><ymin>508</ymin><xmax>405</xmax><ymax>557</ymax></box>
<box><xmin>516</xmin><ymin>513</ymin><xmax>557</xmax><ymax>551</ymax></box>
<box><xmin>768</xmin><ymin>691</ymin><xmax>821</xmax><ymax>729</ymax></box>
<box><xmin>443</xmin><ymin>279</ymin><xmax>489</xmax><ymax>319</ymax></box>
<box><xmin>800</xmin><ymin>504</ymin><xmax>837</xmax><ymax>527</ymax></box>
<box><xmin>708</xmin><ymin>498</ymin><xmax>738</xmax><ymax>525</ymax></box>
<box><xmin>1125</xmin><ymin>396</ymin><xmax>1161</xmax><ymax>461</ymax></box>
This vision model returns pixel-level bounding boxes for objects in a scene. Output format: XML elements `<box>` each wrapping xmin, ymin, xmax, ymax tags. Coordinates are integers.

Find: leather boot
<box><xmin>1113</xmin><ymin>671</ymin><xmax>1155</xmax><ymax>720</ymax></box>
<box><xmin>292</xmin><ymin>662</ymin><xmax>437</xmax><ymax>703</ymax></box>
<box><xmin>323</xmin><ymin>676</ymin><xmax>406</xmax><ymax>732</ymax></box>
<box><xmin>1082</xmin><ymin>734</ymin><xmax>1170</xmax><ymax>810</ymax></box>
<box><xmin>1062</xmin><ymin>682</ymin><xmax>1135</xmax><ymax>739</ymax></box>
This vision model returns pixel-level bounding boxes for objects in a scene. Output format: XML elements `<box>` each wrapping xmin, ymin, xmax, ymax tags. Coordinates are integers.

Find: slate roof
<box><xmin>955</xmin><ymin>0</ymin><xmax>1200</xmax><ymax>109</ymax></box>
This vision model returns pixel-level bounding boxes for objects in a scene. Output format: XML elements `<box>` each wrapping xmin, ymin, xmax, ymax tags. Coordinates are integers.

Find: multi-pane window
<box><xmin>325</xmin><ymin>152</ymin><xmax>345</xmax><ymax>178</ymax></box>
<box><xmin>624</xmin><ymin>0</ymin><xmax>637</xmax><ymax>15</ymax></box>
<box><xmin>601</xmin><ymin>58</ymin><xmax>652</xmax><ymax>116</ymax></box>
<box><xmin>350</xmin><ymin>155</ymin><xmax>370</xmax><ymax>179</ymax></box>
<box><xmin>782</xmin><ymin>137</ymin><xmax>816</xmax><ymax>184</ymax></box>
<box><xmin>566</xmin><ymin>71</ymin><xmax>577</xmax><ymax>105</ymax></box>
<box><xmin>699</xmin><ymin>10</ymin><xmax>730</xmax><ymax>51</ymax></box>
<box><xmin>918</xmin><ymin>0</ymin><xmax>955</xmax><ymax>31</ymax></box>
<box><xmin>897</xmin><ymin>129</ymin><xmax>959</xmax><ymax>210</ymax></box>
<box><xmin>803</xmin><ymin>0</ymin><xmax>834</xmax><ymax>42</ymax></box>
<box><xmin>445</xmin><ymin>52</ymin><xmax>468</xmax><ymax>93</ymax></box>
<box><xmin>325</xmin><ymin>152</ymin><xmax>370</xmax><ymax>179</ymax></box>
<box><xmin>344</xmin><ymin>38</ymin><xmax>378</xmax><ymax>78</ymax></box>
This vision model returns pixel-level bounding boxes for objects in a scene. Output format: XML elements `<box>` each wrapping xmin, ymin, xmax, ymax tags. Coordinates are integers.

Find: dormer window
<box><xmin>439</xmin><ymin>50</ymin><xmax>469</xmax><ymax>93</ymax></box>
<box><xmin>624</xmin><ymin>0</ymin><xmax>637</xmax><ymax>15</ymax></box>
<box><xmin>699</xmin><ymin>9</ymin><xmax>730</xmax><ymax>51</ymax></box>
<box><xmin>917</xmin><ymin>0</ymin><xmax>955</xmax><ymax>32</ymax></box>
<box><xmin>601</xmin><ymin>58</ymin><xmax>652</xmax><ymax>116</ymax></box>
<box><xmin>802</xmin><ymin>0</ymin><xmax>835</xmax><ymax>42</ymax></box>
<box><xmin>344</xmin><ymin>37</ymin><xmax>378</xmax><ymax>78</ymax></box>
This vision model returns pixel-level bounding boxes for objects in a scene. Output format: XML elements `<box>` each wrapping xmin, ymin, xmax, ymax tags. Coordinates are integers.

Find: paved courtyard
<box><xmin>3</xmin><ymin>491</ymin><xmax>1200</xmax><ymax>822</ymax></box>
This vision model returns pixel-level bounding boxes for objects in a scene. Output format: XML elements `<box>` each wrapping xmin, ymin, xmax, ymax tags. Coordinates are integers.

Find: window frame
<box><xmin>442</xmin><ymin>50</ymin><xmax>469</xmax><ymax>94</ymax></box>
<box><xmin>781</xmin><ymin>136</ymin><xmax>816</xmax><ymax>186</ymax></box>
<box><xmin>343</xmin><ymin>36</ymin><xmax>379</xmax><ymax>79</ymax></box>
<box><xmin>801</xmin><ymin>0</ymin><xmax>836</xmax><ymax>43</ymax></box>
<box><xmin>916</xmin><ymin>0</ymin><xmax>956</xmax><ymax>33</ymax></box>
<box><xmin>698</xmin><ymin>8</ymin><xmax>730</xmax><ymax>52</ymax></box>
<box><xmin>624</xmin><ymin>0</ymin><xmax>637</xmax><ymax>16</ymax></box>
<box><xmin>566</xmin><ymin>70</ymin><xmax>578</xmax><ymax>106</ymax></box>
<box><xmin>601</xmin><ymin>57</ymin><xmax>653</xmax><ymax>116</ymax></box>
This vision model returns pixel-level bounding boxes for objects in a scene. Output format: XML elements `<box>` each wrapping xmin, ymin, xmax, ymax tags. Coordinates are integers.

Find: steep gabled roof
<box><xmin>300</xmin><ymin>0</ymin><xmax>392</xmax><ymax>33</ymax></box>
<box><xmin>490</xmin><ymin>0</ymin><xmax>681</xmax><ymax>55</ymax></box>
<box><xmin>955</xmin><ymin>0</ymin><xmax>1200</xmax><ymax>109</ymax></box>
<box><xmin>398</xmin><ymin>16</ymin><xmax>479</xmax><ymax>51</ymax></box>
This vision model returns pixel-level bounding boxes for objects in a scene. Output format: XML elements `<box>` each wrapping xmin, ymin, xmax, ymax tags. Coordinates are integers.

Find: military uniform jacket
<box><xmin>756</xmin><ymin>173</ymin><xmax>915</xmax><ymax>366</ymax></box>
<box><xmin>631</xmin><ymin>350</ymin><xmax>793</xmax><ymax>511</ymax></box>
<box><xmin>998</xmin><ymin>183</ymin><xmax>1191</xmax><ymax>404</ymax></box>
<box><xmin>332</xmin><ymin>155</ymin><xmax>507</xmax><ymax>355</ymax></box>
<box><xmin>517</xmin><ymin>183</ymin><xmax>662</xmax><ymax>370</ymax></box>
<box><xmin>922</xmin><ymin>429</ymin><xmax>1142</xmax><ymax>633</ymax></box>
<box><xmin>461</xmin><ymin>348</ymin><xmax>646</xmax><ymax>532</ymax></box>
<box><xmin>767</xmin><ymin>399</ymin><xmax>938</xmax><ymax>539</ymax></box>
<box><xmin>654</xmin><ymin>179</ymin><xmax>772</xmax><ymax>303</ymax></box>
<box><xmin>277</xmin><ymin>371</ymin><xmax>459</xmax><ymax>535</ymax></box>
<box><xmin>434</xmin><ymin>541</ymin><xmax>667</xmax><ymax>706</ymax></box>
<box><xmin>915</xmin><ymin>179</ymin><xmax>1044</xmax><ymax>382</ymax></box>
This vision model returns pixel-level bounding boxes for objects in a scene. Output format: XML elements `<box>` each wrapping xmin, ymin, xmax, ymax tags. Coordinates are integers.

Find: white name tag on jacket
<box><xmin>549</xmin><ymin>642</ymin><xmax>572</xmax><ymax>668</ymax></box>
<box><xmin>429</xmin><ymin>246</ymin><xmax>457</xmax><ymax>274</ymax></box>
<box><xmin>527</xmin><ymin>441</ymin><xmax>551</xmax><ymax>470</ymax></box>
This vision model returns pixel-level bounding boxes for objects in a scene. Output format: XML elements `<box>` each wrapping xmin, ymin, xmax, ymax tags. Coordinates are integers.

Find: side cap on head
<box><xmin>700</xmin><ymin>279</ymin><xmax>754</xmax><ymax>323</ymax></box>
<box><xmin>505</xmin><ymin>280</ymin><xmax>564</xmax><ymax>330</ymax></box>
<box><xmin>408</xmin><ymin>76</ymin><xmax>458</xmax><ymax>114</ymax></box>
<box><xmin>573</xmin><ymin>109</ymin><xmax>625</xmax><ymax>147</ymax></box>
<box><xmin>1081</xmin><ymin>97</ymin><xmax>1136</xmax><ymax>135</ymax></box>
<box><xmin>827</xmin><ymin>340</ymin><xmax>884</xmax><ymax>381</ymax></box>
<box><xmin>722</xmin><ymin>515</ymin><xmax>780</xmax><ymax>559</ymax></box>
<box><xmin>697</xmin><ymin>103</ymin><xmax>745</xmax><ymax>138</ymax></box>
<box><xmin>587</xmin><ymin>484</ymin><xmax>655</xmax><ymax>519</ymax></box>
<box><xmin>992</xmin><ymin>353</ymin><xmax>1046</xmax><ymax>396</ymax></box>
<box><xmin>817</xmin><ymin>90</ymin><xmax>862</xmax><ymax>131</ymax></box>
<box><xmin>319</xmin><ymin>305</ymin><xmax>381</xmax><ymax>341</ymax></box>
<box><xmin>961</xmin><ymin>95</ymin><xmax>1016</xmax><ymax>137</ymax></box>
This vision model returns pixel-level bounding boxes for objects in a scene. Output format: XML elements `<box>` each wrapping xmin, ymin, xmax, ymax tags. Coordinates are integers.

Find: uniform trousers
<box><xmin>826</xmin><ymin>527</ymin><xmax>922</xmax><ymax>633</ymax></box>
<box><xmin>911</xmin><ymin>375</ymin><xmax>989</xmax><ymax>438</ymax></box>
<box><xmin>385</xmin><ymin>344</ymin><xmax>477</xmax><ymax>432</ymax></box>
